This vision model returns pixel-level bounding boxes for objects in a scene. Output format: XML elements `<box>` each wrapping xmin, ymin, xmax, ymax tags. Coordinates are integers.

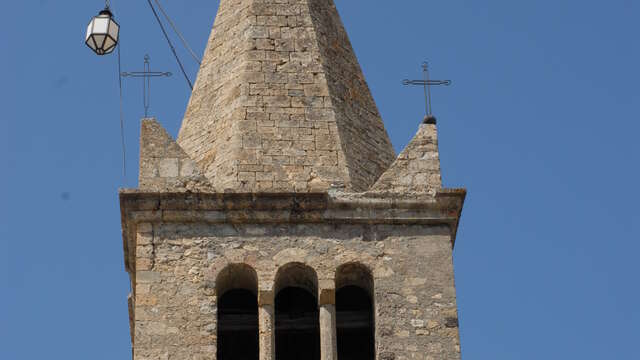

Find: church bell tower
<box><xmin>119</xmin><ymin>0</ymin><xmax>466</xmax><ymax>359</ymax></box>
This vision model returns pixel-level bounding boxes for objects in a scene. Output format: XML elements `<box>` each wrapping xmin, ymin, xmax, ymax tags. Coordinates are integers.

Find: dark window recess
<box><xmin>217</xmin><ymin>289</ymin><xmax>259</xmax><ymax>360</ymax></box>
<box><xmin>275</xmin><ymin>287</ymin><xmax>320</xmax><ymax>360</ymax></box>
<box><xmin>337</xmin><ymin>285</ymin><xmax>375</xmax><ymax>360</ymax></box>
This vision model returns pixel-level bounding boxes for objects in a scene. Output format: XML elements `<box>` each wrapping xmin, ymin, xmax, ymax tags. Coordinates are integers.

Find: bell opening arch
<box><xmin>335</xmin><ymin>262</ymin><xmax>375</xmax><ymax>360</ymax></box>
<box><xmin>216</xmin><ymin>263</ymin><xmax>259</xmax><ymax>360</ymax></box>
<box><xmin>274</xmin><ymin>262</ymin><xmax>320</xmax><ymax>360</ymax></box>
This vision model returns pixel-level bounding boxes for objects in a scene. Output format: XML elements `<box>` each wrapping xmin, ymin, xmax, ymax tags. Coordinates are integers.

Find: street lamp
<box><xmin>85</xmin><ymin>6</ymin><xmax>120</xmax><ymax>55</ymax></box>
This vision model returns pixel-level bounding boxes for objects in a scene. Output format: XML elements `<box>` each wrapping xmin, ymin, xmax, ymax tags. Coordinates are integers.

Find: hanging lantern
<box><xmin>85</xmin><ymin>7</ymin><xmax>120</xmax><ymax>55</ymax></box>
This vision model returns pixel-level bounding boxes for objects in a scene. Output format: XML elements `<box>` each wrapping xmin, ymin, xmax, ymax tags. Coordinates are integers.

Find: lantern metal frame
<box><xmin>85</xmin><ymin>7</ymin><xmax>120</xmax><ymax>55</ymax></box>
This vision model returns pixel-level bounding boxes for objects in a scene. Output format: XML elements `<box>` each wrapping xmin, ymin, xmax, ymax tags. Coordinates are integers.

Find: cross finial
<box><xmin>402</xmin><ymin>61</ymin><xmax>451</xmax><ymax>124</ymax></box>
<box><xmin>121</xmin><ymin>54</ymin><xmax>172</xmax><ymax>117</ymax></box>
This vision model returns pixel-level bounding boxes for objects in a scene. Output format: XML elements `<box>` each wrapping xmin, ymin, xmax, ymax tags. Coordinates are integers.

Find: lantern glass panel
<box><xmin>94</xmin><ymin>35</ymin><xmax>106</xmax><ymax>49</ymax></box>
<box><xmin>87</xmin><ymin>35</ymin><xmax>100</xmax><ymax>51</ymax></box>
<box><xmin>104</xmin><ymin>37</ymin><xmax>115</xmax><ymax>52</ymax></box>
<box><xmin>93</xmin><ymin>17</ymin><xmax>109</xmax><ymax>34</ymax></box>
<box><xmin>87</xmin><ymin>36</ymin><xmax>98</xmax><ymax>51</ymax></box>
<box><xmin>86</xmin><ymin>23</ymin><xmax>92</xmax><ymax>41</ymax></box>
<box><xmin>108</xmin><ymin>21</ymin><xmax>120</xmax><ymax>41</ymax></box>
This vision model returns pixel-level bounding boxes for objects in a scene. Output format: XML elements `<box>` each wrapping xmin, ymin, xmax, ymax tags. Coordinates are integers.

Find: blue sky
<box><xmin>1</xmin><ymin>1</ymin><xmax>639</xmax><ymax>359</ymax></box>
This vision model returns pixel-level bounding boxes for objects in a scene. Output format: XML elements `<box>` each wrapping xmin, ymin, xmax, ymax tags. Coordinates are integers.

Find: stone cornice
<box><xmin>119</xmin><ymin>189</ymin><xmax>466</xmax><ymax>274</ymax></box>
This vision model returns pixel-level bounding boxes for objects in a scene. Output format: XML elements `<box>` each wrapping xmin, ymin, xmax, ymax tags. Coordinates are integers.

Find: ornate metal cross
<box><xmin>121</xmin><ymin>54</ymin><xmax>172</xmax><ymax>117</ymax></box>
<box><xmin>402</xmin><ymin>62</ymin><xmax>451</xmax><ymax>124</ymax></box>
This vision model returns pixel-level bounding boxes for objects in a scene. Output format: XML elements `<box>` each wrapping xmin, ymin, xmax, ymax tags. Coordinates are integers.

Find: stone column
<box><xmin>319</xmin><ymin>286</ymin><xmax>337</xmax><ymax>360</ymax></box>
<box><xmin>258</xmin><ymin>290</ymin><xmax>275</xmax><ymax>360</ymax></box>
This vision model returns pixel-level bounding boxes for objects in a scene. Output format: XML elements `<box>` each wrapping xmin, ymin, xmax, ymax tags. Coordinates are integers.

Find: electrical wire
<box><xmin>154</xmin><ymin>0</ymin><xmax>201</xmax><ymax>65</ymax></box>
<box><xmin>146</xmin><ymin>0</ymin><xmax>194</xmax><ymax>90</ymax></box>
<box><xmin>117</xmin><ymin>41</ymin><xmax>127</xmax><ymax>182</ymax></box>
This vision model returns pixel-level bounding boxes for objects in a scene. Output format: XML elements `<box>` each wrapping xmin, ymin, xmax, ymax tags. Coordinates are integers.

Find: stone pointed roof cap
<box><xmin>139</xmin><ymin>118</ymin><xmax>213</xmax><ymax>192</ymax></box>
<box><xmin>370</xmin><ymin>122</ymin><xmax>442</xmax><ymax>195</ymax></box>
<box><xmin>177</xmin><ymin>0</ymin><xmax>395</xmax><ymax>193</ymax></box>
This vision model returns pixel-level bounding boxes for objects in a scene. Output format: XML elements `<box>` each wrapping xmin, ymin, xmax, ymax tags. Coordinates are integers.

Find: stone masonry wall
<box><xmin>133</xmin><ymin>222</ymin><xmax>461</xmax><ymax>360</ymax></box>
<box><xmin>177</xmin><ymin>0</ymin><xmax>395</xmax><ymax>193</ymax></box>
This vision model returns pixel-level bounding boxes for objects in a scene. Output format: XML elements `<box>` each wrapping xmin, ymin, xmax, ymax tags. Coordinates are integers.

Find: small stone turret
<box><xmin>138</xmin><ymin>118</ymin><xmax>211</xmax><ymax>192</ymax></box>
<box><xmin>370</xmin><ymin>121</ymin><xmax>442</xmax><ymax>195</ymax></box>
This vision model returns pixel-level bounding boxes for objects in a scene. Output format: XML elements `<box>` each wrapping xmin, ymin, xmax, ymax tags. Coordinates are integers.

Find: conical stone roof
<box><xmin>177</xmin><ymin>0</ymin><xmax>395</xmax><ymax>192</ymax></box>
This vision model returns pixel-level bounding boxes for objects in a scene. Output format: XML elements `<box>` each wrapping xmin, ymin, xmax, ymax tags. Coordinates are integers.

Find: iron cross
<box><xmin>402</xmin><ymin>62</ymin><xmax>451</xmax><ymax>124</ymax></box>
<box><xmin>121</xmin><ymin>54</ymin><xmax>172</xmax><ymax>117</ymax></box>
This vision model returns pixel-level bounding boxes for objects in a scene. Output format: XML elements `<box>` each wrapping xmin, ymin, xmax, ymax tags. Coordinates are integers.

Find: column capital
<box><xmin>319</xmin><ymin>287</ymin><xmax>335</xmax><ymax>306</ymax></box>
<box><xmin>258</xmin><ymin>289</ymin><xmax>274</xmax><ymax>306</ymax></box>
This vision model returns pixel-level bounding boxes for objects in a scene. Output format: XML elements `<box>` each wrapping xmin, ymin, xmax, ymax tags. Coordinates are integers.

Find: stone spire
<box><xmin>177</xmin><ymin>0</ymin><xmax>395</xmax><ymax>193</ymax></box>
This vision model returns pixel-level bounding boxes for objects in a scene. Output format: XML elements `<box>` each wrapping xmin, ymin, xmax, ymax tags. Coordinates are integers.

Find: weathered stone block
<box><xmin>158</xmin><ymin>158</ymin><xmax>179</xmax><ymax>178</ymax></box>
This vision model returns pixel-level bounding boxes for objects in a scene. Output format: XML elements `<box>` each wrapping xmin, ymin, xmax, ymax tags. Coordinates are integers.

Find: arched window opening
<box><xmin>274</xmin><ymin>263</ymin><xmax>320</xmax><ymax>360</ymax></box>
<box><xmin>336</xmin><ymin>263</ymin><xmax>375</xmax><ymax>360</ymax></box>
<box><xmin>216</xmin><ymin>264</ymin><xmax>259</xmax><ymax>360</ymax></box>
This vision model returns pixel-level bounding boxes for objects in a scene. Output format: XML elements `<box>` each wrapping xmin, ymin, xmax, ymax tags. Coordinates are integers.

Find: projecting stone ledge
<box><xmin>369</xmin><ymin>122</ymin><xmax>442</xmax><ymax>195</ymax></box>
<box><xmin>119</xmin><ymin>188</ymin><xmax>466</xmax><ymax>273</ymax></box>
<box><xmin>138</xmin><ymin>118</ymin><xmax>213</xmax><ymax>193</ymax></box>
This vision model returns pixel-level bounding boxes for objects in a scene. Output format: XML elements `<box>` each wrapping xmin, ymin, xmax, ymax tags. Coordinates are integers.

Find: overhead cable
<box><xmin>117</xmin><ymin>42</ymin><xmax>127</xmax><ymax>181</ymax></box>
<box><xmin>146</xmin><ymin>0</ymin><xmax>194</xmax><ymax>90</ymax></box>
<box><xmin>154</xmin><ymin>0</ymin><xmax>202</xmax><ymax>65</ymax></box>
